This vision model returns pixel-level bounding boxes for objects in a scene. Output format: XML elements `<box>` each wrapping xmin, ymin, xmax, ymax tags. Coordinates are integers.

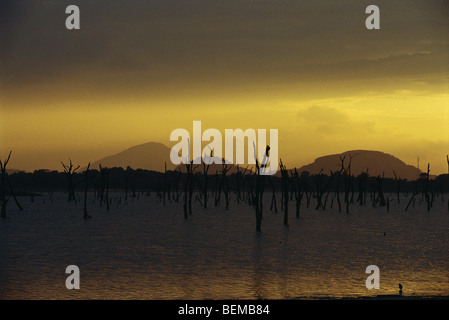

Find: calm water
<box><xmin>1</xmin><ymin>192</ymin><xmax>448</xmax><ymax>299</ymax></box>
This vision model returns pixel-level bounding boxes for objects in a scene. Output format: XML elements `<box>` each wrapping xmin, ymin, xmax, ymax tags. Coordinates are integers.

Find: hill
<box><xmin>296</xmin><ymin>150</ymin><xmax>421</xmax><ymax>180</ymax></box>
<box><xmin>88</xmin><ymin>144</ymin><xmax>423</xmax><ymax>180</ymax></box>
<box><xmin>89</xmin><ymin>142</ymin><xmax>175</xmax><ymax>172</ymax></box>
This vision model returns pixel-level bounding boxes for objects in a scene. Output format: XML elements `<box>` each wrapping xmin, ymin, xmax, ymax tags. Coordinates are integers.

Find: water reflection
<box><xmin>0</xmin><ymin>193</ymin><xmax>448</xmax><ymax>299</ymax></box>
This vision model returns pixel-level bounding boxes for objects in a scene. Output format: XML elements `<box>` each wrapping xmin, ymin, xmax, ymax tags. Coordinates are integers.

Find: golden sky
<box><xmin>1</xmin><ymin>0</ymin><xmax>449</xmax><ymax>173</ymax></box>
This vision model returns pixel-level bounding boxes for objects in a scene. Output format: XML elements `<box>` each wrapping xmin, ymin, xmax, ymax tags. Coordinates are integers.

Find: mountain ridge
<box><xmin>85</xmin><ymin>142</ymin><xmax>423</xmax><ymax>180</ymax></box>
<box><xmin>296</xmin><ymin>150</ymin><xmax>421</xmax><ymax>180</ymax></box>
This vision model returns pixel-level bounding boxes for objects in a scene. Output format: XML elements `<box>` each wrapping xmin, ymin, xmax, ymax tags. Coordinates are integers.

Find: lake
<box><xmin>1</xmin><ymin>192</ymin><xmax>448</xmax><ymax>299</ymax></box>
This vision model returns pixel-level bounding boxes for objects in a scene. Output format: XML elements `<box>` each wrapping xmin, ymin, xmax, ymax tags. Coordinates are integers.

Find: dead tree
<box><xmin>183</xmin><ymin>151</ymin><xmax>197</xmax><ymax>218</ymax></box>
<box><xmin>335</xmin><ymin>156</ymin><xmax>346</xmax><ymax>212</ymax></box>
<box><xmin>219</xmin><ymin>163</ymin><xmax>232</xmax><ymax>210</ymax></box>
<box><xmin>357</xmin><ymin>169</ymin><xmax>369</xmax><ymax>206</ymax></box>
<box><xmin>405</xmin><ymin>191</ymin><xmax>419</xmax><ymax>212</ymax></box>
<box><xmin>0</xmin><ymin>151</ymin><xmax>23</xmax><ymax>213</ymax></box>
<box><xmin>344</xmin><ymin>153</ymin><xmax>358</xmax><ymax>213</ymax></box>
<box><xmin>280</xmin><ymin>159</ymin><xmax>289</xmax><ymax>226</ymax></box>
<box><xmin>322</xmin><ymin>170</ymin><xmax>335</xmax><ymax>210</ymax></box>
<box><xmin>0</xmin><ymin>151</ymin><xmax>12</xmax><ymax>218</ymax></box>
<box><xmin>188</xmin><ymin>164</ymin><xmax>198</xmax><ymax>215</ymax></box>
<box><xmin>375</xmin><ymin>173</ymin><xmax>387</xmax><ymax>207</ymax></box>
<box><xmin>235</xmin><ymin>165</ymin><xmax>248</xmax><ymax>204</ymax></box>
<box><xmin>183</xmin><ymin>162</ymin><xmax>191</xmax><ymax>219</ymax></box>
<box><xmin>96</xmin><ymin>164</ymin><xmax>106</xmax><ymax>206</ymax></box>
<box><xmin>61</xmin><ymin>159</ymin><xmax>80</xmax><ymax>202</ymax></box>
<box><xmin>424</xmin><ymin>163</ymin><xmax>431</xmax><ymax>212</ymax></box>
<box><xmin>254</xmin><ymin>144</ymin><xmax>270</xmax><ymax>232</ymax></box>
<box><xmin>105</xmin><ymin>168</ymin><xmax>110</xmax><ymax>211</ymax></box>
<box><xmin>163</xmin><ymin>162</ymin><xmax>167</xmax><ymax>205</ymax></box>
<box><xmin>83</xmin><ymin>163</ymin><xmax>92</xmax><ymax>219</ymax></box>
<box><xmin>202</xmin><ymin>150</ymin><xmax>212</xmax><ymax>208</ymax></box>
<box><xmin>292</xmin><ymin>168</ymin><xmax>304</xmax><ymax>218</ymax></box>
<box><xmin>393</xmin><ymin>171</ymin><xmax>401</xmax><ymax>204</ymax></box>
<box><xmin>214</xmin><ymin>169</ymin><xmax>221</xmax><ymax>207</ymax></box>
<box><xmin>269</xmin><ymin>175</ymin><xmax>278</xmax><ymax>213</ymax></box>
<box><xmin>312</xmin><ymin>169</ymin><xmax>324</xmax><ymax>210</ymax></box>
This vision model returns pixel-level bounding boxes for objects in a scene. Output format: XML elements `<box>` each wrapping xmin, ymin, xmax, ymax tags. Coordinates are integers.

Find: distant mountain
<box><xmin>296</xmin><ymin>150</ymin><xmax>421</xmax><ymax>180</ymax></box>
<box><xmin>89</xmin><ymin>144</ymin><xmax>422</xmax><ymax>181</ymax></box>
<box><xmin>89</xmin><ymin>142</ymin><xmax>175</xmax><ymax>172</ymax></box>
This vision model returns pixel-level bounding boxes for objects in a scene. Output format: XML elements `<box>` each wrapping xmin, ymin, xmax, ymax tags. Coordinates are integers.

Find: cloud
<box><xmin>296</xmin><ymin>105</ymin><xmax>353</xmax><ymax>135</ymax></box>
<box><xmin>1</xmin><ymin>0</ymin><xmax>448</xmax><ymax>99</ymax></box>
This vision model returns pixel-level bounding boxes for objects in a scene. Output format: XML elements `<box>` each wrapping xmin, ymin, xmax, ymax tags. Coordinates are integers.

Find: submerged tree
<box><xmin>424</xmin><ymin>163</ymin><xmax>431</xmax><ymax>212</ymax></box>
<box><xmin>292</xmin><ymin>168</ymin><xmax>304</xmax><ymax>218</ymax></box>
<box><xmin>163</xmin><ymin>162</ymin><xmax>167</xmax><ymax>206</ymax></box>
<box><xmin>183</xmin><ymin>159</ymin><xmax>193</xmax><ymax>218</ymax></box>
<box><xmin>201</xmin><ymin>150</ymin><xmax>212</xmax><ymax>208</ymax></box>
<box><xmin>279</xmin><ymin>159</ymin><xmax>289</xmax><ymax>226</ymax></box>
<box><xmin>357</xmin><ymin>169</ymin><xmax>369</xmax><ymax>206</ymax></box>
<box><xmin>0</xmin><ymin>151</ymin><xmax>23</xmax><ymax>219</ymax></box>
<box><xmin>83</xmin><ymin>162</ymin><xmax>92</xmax><ymax>219</ymax></box>
<box><xmin>183</xmin><ymin>139</ymin><xmax>197</xmax><ymax>218</ymax></box>
<box><xmin>235</xmin><ymin>164</ymin><xmax>248</xmax><ymax>205</ymax></box>
<box><xmin>0</xmin><ymin>151</ymin><xmax>12</xmax><ymax>218</ymax></box>
<box><xmin>393</xmin><ymin>171</ymin><xmax>401</xmax><ymax>204</ymax></box>
<box><xmin>220</xmin><ymin>163</ymin><xmax>232</xmax><ymax>210</ymax></box>
<box><xmin>61</xmin><ymin>159</ymin><xmax>80</xmax><ymax>202</ymax></box>
<box><xmin>253</xmin><ymin>144</ymin><xmax>270</xmax><ymax>232</ymax></box>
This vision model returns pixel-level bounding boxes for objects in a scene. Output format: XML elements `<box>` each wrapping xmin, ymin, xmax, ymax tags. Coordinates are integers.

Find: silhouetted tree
<box><xmin>393</xmin><ymin>171</ymin><xmax>401</xmax><ymax>204</ymax></box>
<box><xmin>202</xmin><ymin>150</ymin><xmax>212</xmax><ymax>208</ymax></box>
<box><xmin>322</xmin><ymin>170</ymin><xmax>334</xmax><ymax>210</ymax></box>
<box><xmin>96</xmin><ymin>164</ymin><xmax>107</xmax><ymax>206</ymax></box>
<box><xmin>375</xmin><ymin>173</ymin><xmax>386</xmax><ymax>207</ymax></box>
<box><xmin>336</xmin><ymin>156</ymin><xmax>345</xmax><ymax>212</ymax></box>
<box><xmin>163</xmin><ymin>162</ymin><xmax>167</xmax><ymax>205</ymax></box>
<box><xmin>0</xmin><ymin>151</ymin><xmax>12</xmax><ymax>218</ymax></box>
<box><xmin>344</xmin><ymin>153</ymin><xmax>358</xmax><ymax>213</ymax></box>
<box><xmin>105</xmin><ymin>167</ymin><xmax>110</xmax><ymax>211</ymax></box>
<box><xmin>280</xmin><ymin>159</ymin><xmax>289</xmax><ymax>226</ymax></box>
<box><xmin>357</xmin><ymin>169</ymin><xmax>369</xmax><ymax>206</ymax></box>
<box><xmin>292</xmin><ymin>168</ymin><xmax>304</xmax><ymax>218</ymax></box>
<box><xmin>219</xmin><ymin>163</ymin><xmax>232</xmax><ymax>210</ymax></box>
<box><xmin>235</xmin><ymin>164</ymin><xmax>248</xmax><ymax>204</ymax></box>
<box><xmin>424</xmin><ymin>163</ymin><xmax>431</xmax><ymax>211</ymax></box>
<box><xmin>61</xmin><ymin>159</ymin><xmax>80</xmax><ymax>202</ymax></box>
<box><xmin>83</xmin><ymin>163</ymin><xmax>92</xmax><ymax>219</ymax></box>
<box><xmin>253</xmin><ymin>144</ymin><xmax>270</xmax><ymax>232</ymax></box>
<box><xmin>269</xmin><ymin>175</ymin><xmax>278</xmax><ymax>213</ymax></box>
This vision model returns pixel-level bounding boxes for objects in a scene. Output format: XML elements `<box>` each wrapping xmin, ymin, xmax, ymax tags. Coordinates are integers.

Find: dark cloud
<box><xmin>1</xmin><ymin>0</ymin><xmax>448</xmax><ymax>107</ymax></box>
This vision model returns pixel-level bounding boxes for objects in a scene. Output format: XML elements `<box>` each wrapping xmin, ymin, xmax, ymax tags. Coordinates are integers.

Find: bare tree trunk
<box><xmin>105</xmin><ymin>168</ymin><xmax>110</xmax><ymax>211</ymax></box>
<box><xmin>84</xmin><ymin>163</ymin><xmax>91</xmax><ymax>219</ymax></box>
<box><xmin>269</xmin><ymin>176</ymin><xmax>278</xmax><ymax>213</ymax></box>
<box><xmin>393</xmin><ymin>171</ymin><xmax>401</xmax><ymax>204</ymax></box>
<box><xmin>163</xmin><ymin>162</ymin><xmax>167</xmax><ymax>206</ymax></box>
<box><xmin>61</xmin><ymin>159</ymin><xmax>80</xmax><ymax>202</ymax></box>
<box><xmin>425</xmin><ymin>163</ymin><xmax>431</xmax><ymax>212</ymax></box>
<box><xmin>183</xmin><ymin>168</ymin><xmax>189</xmax><ymax>219</ymax></box>
<box><xmin>280</xmin><ymin>159</ymin><xmax>289</xmax><ymax>226</ymax></box>
<box><xmin>1</xmin><ymin>151</ymin><xmax>12</xmax><ymax>218</ymax></box>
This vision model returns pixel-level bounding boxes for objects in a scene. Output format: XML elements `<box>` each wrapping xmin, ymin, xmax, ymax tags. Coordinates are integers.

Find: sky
<box><xmin>1</xmin><ymin>0</ymin><xmax>448</xmax><ymax>173</ymax></box>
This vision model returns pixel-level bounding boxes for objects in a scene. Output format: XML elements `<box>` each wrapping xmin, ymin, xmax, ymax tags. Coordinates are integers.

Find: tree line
<box><xmin>1</xmin><ymin>151</ymin><xmax>449</xmax><ymax>231</ymax></box>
